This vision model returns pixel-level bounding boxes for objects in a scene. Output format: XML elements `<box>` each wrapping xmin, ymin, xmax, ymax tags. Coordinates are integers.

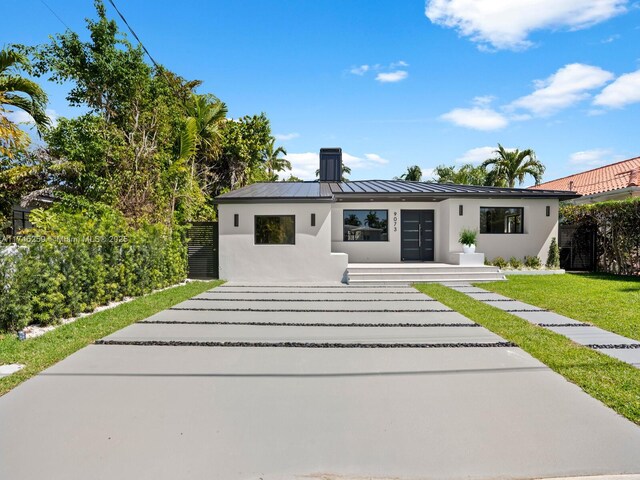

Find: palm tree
<box><xmin>262</xmin><ymin>138</ymin><xmax>290</xmax><ymax>180</ymax></box>
<box><xmin>315</xmin><ymin>162</ymin><xmax>351</xmax><ymax>181</ymax></box>
<box><xmin>0</xmin><ymin>48</ymin><xmax>51</xmax><ymax>137</ymax></box>
<box><xmin>481</xmin><ymin>144</ymin><xmax>545</xmax><ymax>188</ymax></box>
<box><xmin>432</xmin><ymin>164</ymin><xmax>490</xmax><ymax>186</ymax></box>
<box><xmin>400</xmin><ymin>165</ymin><xmax>422</xmax><ymax>181</ymax></box>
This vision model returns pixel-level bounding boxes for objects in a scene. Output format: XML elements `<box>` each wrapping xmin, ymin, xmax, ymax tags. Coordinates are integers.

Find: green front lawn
<box><xmin>479</xmin><ymin>273</ymin><xmax>640</xmax><ymax>342</ymax></box>
<box><xmin>0</xmin><ymin>280</ymin><xmax>223</xmax><ymax>396</ymax></box>
<box><xmin>415</xmin><ymin>283</ymin><xmax>640</xmax><ymax>425</ymax></box>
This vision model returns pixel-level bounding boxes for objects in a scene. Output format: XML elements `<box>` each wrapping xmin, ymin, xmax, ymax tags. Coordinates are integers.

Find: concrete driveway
<box><xmin>1</xmin><ymin>283</ymin><xmax>640</xmax><ymax>480</ymax></box>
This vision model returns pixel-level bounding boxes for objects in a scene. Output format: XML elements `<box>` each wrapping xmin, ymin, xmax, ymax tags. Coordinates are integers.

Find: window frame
<box><xmin>253</xmin><ymin>214</ymin><xmax>296</xmax><ymax>245</ymax></box>
<box><xmin>342</xmin><ymin>209</ymin><xmax>390</xmax><ymax>242</ymax></box>
<box><xmin>479</xmin><ymin>206</ymin><xmax>525</xmax><ymax>234</ymax></box>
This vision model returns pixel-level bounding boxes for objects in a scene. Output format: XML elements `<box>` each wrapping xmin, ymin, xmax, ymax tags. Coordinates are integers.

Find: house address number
<box><xmin>393</xmin><ymin>211</ymin><xmax>398</xmax><ymax>232</ymax></box>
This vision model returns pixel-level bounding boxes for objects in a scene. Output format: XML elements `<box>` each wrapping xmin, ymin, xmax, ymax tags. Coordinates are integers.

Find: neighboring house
<box><xmin>529</xmin><ymin>156</ymin><xmax>640</xmax><ymax>204</ymax></box>
<box><xmin>6</xmin><ymin>194</ymin><xmax>55</xmax><ymax>235</ymax></box>
<box><xmin>214</xmin><ymin>148</ymin><xmax>578</xmax><ymax>282</ymax></box>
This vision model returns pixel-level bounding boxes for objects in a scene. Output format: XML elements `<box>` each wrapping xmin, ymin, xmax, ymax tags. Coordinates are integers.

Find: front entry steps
<box><xmin>346</xmin><ymin>263</ymin><xmax>506</xmax><ymax>285</ymax></box>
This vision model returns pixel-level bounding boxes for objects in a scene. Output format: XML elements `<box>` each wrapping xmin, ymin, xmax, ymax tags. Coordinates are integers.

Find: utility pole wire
<box><xmin>40</xmin><ymin>0</ymin><xmax>70</xmax><ymax>29</ymax></box>
<box><xmin>106</xmin><ymin>0</ymin><xmax>187</xmax><ymax>103</ymax></box>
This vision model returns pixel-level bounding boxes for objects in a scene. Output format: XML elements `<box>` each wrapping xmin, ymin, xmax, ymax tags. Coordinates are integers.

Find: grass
<box><xmin>0</xmin><ymin>280</ymin><xmax>223</xmax><ymax>397</ymax></box>
<box><xmin>415</xmin><ymin>283</ymin><xmax>640</xmax><ymax>425</ymax></box>
<box><xmin>480</xmin><ymin>273</ymin><xmax>640</xmax><ymax>342</ymax></box>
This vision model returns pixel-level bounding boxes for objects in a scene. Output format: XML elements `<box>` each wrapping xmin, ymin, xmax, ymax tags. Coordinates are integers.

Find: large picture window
<box><xmin>343</xmin><ymin>210</ymin><xmax>388</xmax><ymax>241</ymax></box>
<box><xmin>255</xmin><ymin>215</ymin><xmax>295</xmax><ymax>244</ymax></box>
<box><xmin>480</xmin><ymin>207</ymin><xmax>523</xmax><ymax>234</ymax></box>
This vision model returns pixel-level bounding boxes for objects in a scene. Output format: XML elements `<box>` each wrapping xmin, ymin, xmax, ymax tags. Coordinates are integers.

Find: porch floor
<box><xmin>346</xmin><ymin>262</ymin><xmax>505</xmax><ymax>285</ymax></box>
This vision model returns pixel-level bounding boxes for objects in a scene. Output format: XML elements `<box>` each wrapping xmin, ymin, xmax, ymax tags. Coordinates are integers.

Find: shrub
<box><xmin>546</xmin><ymin>237</ymin><xmax>560</xmax><ymax>269</ymax></box>
<box><xmin>492</xmin><ymin>256</ymin><xmax>508</xmax><ymax>269</ymax></box>
<box><xmin>524</xmin><ymin>255</ymin><xmax>542</xmax><ymax>269</ymax></box>
<box><xmin>458</xmin><ymin>228</ymin><xmax>478</xmax><ymax>246</ymax></box>
<box><xmin>561</xmin><ymin>198</ymin><xmax>640</xmax><ymax>275</ymax></box>
<box><xmin>509</xmin><ymin>257</ymin><xmax>522</xmax><ymax>269</ymax></box>
<box><xmin>0</xmin><ymin>199</ymin><xmax>187</xmax><ymax>332</ymax></box>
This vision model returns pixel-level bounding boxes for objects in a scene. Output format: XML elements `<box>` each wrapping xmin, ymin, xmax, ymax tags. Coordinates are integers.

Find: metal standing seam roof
<box><xmin>214</xmin><ymin>180</ymin><xmax>580</xmax><ymax>203</ymax></box>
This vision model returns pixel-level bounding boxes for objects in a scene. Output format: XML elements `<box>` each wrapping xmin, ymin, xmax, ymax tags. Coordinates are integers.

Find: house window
<box><xmin>343</xmin><ymin>210</ymin><xmax>388</xmax><ymax>241</ymax></box>
<box><xmin>254</xmin><ymin>215</ymin><xmax>295</xmax><ymax>245</ymax></box>
<box><xmin>480</xmin><ymin>207</ymin><xmax>523</xmax><ymax>234</ymax></box>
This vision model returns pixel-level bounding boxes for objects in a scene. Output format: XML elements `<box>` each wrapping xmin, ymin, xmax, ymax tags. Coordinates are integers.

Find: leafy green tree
<box><xmin>215</xmin><ymin>113</ymin><xmax>273</xmax><ymax>193</ymax></box>
<box><xmin>30</xmin><ymin>0</ymin><xmax>200</xmax><ymax>221</ymax></box>
<box><xmin>262</xmin><ymin>138</ymin><xmax>290</xmax><ymax>180</ymax></box>
<box><xmin>283</xmin><ymin>174</ymin><xmax>303</xmax><ymax>182</ymax></box>
<box><xmin>432</xmin><ymin>163</ymin><xmax>491</xmax><ymax>186</ymax></box>
<box><xmin>482</xmin><ymin>144</ymin><xmax>545</xmax><ymax>188</ymax></box>
<box><xmin>400</xmin><ymin>165</ymin><xmax>422</xmax><ymax>181</ymax></box>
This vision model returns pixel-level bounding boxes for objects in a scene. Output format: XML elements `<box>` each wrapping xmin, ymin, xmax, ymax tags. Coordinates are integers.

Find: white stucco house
<box><xmin>214</xmin><ymin>148</ymin><xmax>579</xmax><ymax>283</ymax></box>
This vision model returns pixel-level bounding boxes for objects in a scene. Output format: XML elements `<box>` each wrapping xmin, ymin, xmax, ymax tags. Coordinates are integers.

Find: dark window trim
<box><xmin>479</xmin><ymin>206</ymin><xmax>525</xmax><ymax>234</ymax></box>
<box><xmin>254</xmin><ymin>214</ymin><xmax>296</xmax><ymax>245</ymax></box>
<box><xmin>342</xmin><ymin>209</ymin><xmax>390</xmax><ymax>242</ymax></box>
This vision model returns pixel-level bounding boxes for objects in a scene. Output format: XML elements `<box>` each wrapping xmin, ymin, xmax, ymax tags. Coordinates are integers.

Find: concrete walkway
<box><xmin>447</xmin><ymin>283</ymin><xmax>640</xmax><ymax>368</ymax></box>
<box><xmin>1</xmin><ymin>283</ymin><xmax>640</xmax><ymax>480</ymax></box>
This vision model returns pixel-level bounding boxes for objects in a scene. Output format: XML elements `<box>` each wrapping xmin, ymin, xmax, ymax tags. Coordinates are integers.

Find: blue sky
<box><xmin>3</xmin><ymin>0</ymin><xmax>640</xmax><ymax>184</ymax></box>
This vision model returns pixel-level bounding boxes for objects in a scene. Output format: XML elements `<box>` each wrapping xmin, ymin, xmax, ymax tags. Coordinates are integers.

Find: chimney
<box><xmin>628</xmin><ymin>168</ymin><xmax>639</xmax><ymax>187</ymax></box>
<box><xmin>319</xmin><ymin>148</ymin><xmax>342</xmax><ymax>182</ymax></box>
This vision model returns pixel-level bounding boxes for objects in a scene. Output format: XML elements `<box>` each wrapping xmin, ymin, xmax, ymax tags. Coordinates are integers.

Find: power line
<box><xmin>107</xmin><ymin>0</ymin><xmax>161</xmax><ymax>69</ymax></box>
<box><xmin>106</xmin><ymin>0</ymin><xmax>186</xmax><ymax>102</ymax></box>
<box><xmin>40</xmin><ymin>0</ymin><xmax>70</xmax><ymax>30</ymax></box>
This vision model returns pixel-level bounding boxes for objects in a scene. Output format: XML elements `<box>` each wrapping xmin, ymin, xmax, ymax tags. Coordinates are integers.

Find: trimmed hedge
<box><xmin>0</xmin><ymin>199</ymin><xmax>187</xmax><ymax>332</ymax></box>
<box><xmin>561</xmin><ymin>197</ymin><xmax>640</xmax><ymax>275</ymax></box>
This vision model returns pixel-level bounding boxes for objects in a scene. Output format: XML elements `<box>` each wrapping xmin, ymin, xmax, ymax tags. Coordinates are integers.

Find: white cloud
<box><xmin>440</xmin><ymin>106</ymin><xmax>508</xmax><ymax>130</ymax></box>
<box><xmin>509</xmin><ymin>63</ymin><xmax>614</xmax><ymax>116</ymax></box>
<box><xmin>601</xmin><ymin>33</ymin><xmax>621</xmax><ymax>43</ymax></box>
<box><xmin>6</xmin><ymin>108</ymin><xmax>58</xmax><ymax>128</ymax></box>
<box><xmin>284</xmin><ymin>151</ymin><xmax>389</xmax><ymax>180</ymax></box>
<box><xmin>472</xmin><ymin>95</ymin><xmax>495</xmax><ymax>106</ymax></box>
<box><xmin>285</xmin><ymin>152</ymin><xmax>320</xmax><ymax>180</ymax></box>
<box><xmin>375</xmin><ymin>70</ymin><xmax>409</xmax><ymax>83</ymax></box>
<box><xmin>390</xmin><ymin>60</ymin><xmax>409</xmax><ymax>68</ymax></box>
<box><xmin>569</xmin><ymin>148</ymin><xmax>622</xmax><ymax>166</ymax></box>
<box><xmin>274</xmin><ymin>132</ymin><xmax>300</xmax><ymax>141</ymax></box>
<box><xmin>350</xmin><ymin>64</ymin><xmax>370</xmax><ymax>75</ymax></box>
<box><xmin>420</xmin><ymin>167</ymin><xmax>437</xmax><ymax>181</ymax></box>
<box><xmin>454</xmin><ymin>146</ymin><xmax>498</xmax><ymax>164</ymax></box>
<box><xmin>593</xmin><ymin>69</ymin><xmax>640</xmax><ymax>108</ymax></box>
<box><xmin>425</xmin><ymin>0</ymin><xmax>628</xmax><ymax>50</ymax></box>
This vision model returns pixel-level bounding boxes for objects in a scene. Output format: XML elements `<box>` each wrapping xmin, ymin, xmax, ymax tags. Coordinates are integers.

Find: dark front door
<box><xmin>401</xmin><ymin>210</ymin><xmax>435</xmax><ymax>262</ymax></box>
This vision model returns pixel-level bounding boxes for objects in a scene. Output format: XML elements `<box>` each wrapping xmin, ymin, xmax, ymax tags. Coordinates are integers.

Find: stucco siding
<box><xmin>441</xmin><ymin>198</ymin><xmax>559</xmax><ymax>264</ymax></box>
<box><xmin>218</xmin><ymin>203</ymin><xmax>347</xmax><ymax>282</ymax></box>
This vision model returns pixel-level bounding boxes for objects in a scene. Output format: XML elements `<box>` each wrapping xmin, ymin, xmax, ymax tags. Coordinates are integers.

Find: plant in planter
<box><xmin>458</xmin><ymin>228</ymin><xmax>478</xmax><ymax>254</ymax></box>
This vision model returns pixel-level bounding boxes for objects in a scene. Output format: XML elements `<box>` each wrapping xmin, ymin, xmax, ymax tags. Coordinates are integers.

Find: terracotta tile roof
<box><xmin>530</xmin><ymin>156</ymin><xmax>640</xmax><ymax>196</ymax></box>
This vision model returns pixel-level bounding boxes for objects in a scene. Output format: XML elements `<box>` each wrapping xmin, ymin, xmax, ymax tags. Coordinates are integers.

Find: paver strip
<box><xmin>447</xmin><ymin>283</ymin><xmax>640</xmax><ymax>369</ymax></box>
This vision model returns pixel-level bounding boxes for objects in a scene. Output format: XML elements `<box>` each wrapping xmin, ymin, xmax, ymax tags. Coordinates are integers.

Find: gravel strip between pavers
<box><xmin>203</xmin><ymin>290</ymin><xmax>424</xmax><ymax>295</ymax></box>
<box><xmin>190</xmin><ymin>298</ymin><xmax>437</xmax><ymax>302</ymax></box>
<box><xmin>587</xmin><ymin>344</ymin><xmax>640</xmax><ymax>349</ymax></box>
<box><xmin>138</xmin><ymin>320</ymin><xmax>481</xmax><ymax>328</ymax></box>
<box><xmin>538</xmin><ymin>323</ymin><xmax>593</xmax><ymax>327</ymax></box>
<box><xmin>94</xmin><ymin>339</ymin><xmax>517</xmax><ymax>348</ymax></box>
<box><xmin>169</xmin><ymin>307</ymin><xmax>455</xmax><ymax>313</ymax></box>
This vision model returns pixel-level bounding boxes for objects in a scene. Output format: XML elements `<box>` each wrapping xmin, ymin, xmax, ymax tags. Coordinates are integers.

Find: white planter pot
<box><xmin>463</xmin><ymin>244</ymin><xmax>476</xmax><ymax>254</ymax></box>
